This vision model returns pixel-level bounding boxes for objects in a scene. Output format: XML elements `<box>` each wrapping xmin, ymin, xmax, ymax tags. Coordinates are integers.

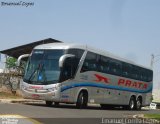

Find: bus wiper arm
<box><xmin>28</xmin><ymin>66</ymin><xmax>39</xmax><ymax>82</ymax></box>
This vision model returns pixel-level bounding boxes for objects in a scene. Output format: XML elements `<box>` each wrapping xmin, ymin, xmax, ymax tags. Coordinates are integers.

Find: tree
<box><xmin>6</xmin><ymin>57</ymin><xmax>17</xmax><ymax>69</ymax></box>
<box><xmin>6</xmin><ymin>56</ymin><xmax>27</xmax><ymax>75</ymax></box>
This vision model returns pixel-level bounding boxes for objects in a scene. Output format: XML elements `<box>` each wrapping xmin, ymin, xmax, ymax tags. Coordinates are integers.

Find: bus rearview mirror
<box><xmin>59</xmin><ymin>54</ymin><xmax>75</xmax><ymax>68</ymax></box>
<box><xmin>17</xmin><ymin>54</ymin><xmax>30</xmax><ymax>66</ymax></box>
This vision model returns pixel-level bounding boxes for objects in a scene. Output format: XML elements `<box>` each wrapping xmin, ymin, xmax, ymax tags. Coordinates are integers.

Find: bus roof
<box><xmin>34</xmin><ymin>43</ymin><xmax>152</xmax><ymax>70</ymax></box>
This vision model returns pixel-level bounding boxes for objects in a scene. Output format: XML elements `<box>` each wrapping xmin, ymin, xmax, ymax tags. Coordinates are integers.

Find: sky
<box><xmin>0</xmin><ymin>0</ymin><xmax>160</xmax><ymax>89</ymax></box>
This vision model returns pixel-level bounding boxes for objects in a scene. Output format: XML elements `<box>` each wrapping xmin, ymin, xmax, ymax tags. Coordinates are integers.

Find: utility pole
<box><xmin>151</xmin><ymin>54</ymin><xmax>154</xmax><ymax>69</ymax></box>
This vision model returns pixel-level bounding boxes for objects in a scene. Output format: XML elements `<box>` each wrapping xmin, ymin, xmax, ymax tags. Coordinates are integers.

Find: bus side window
<box><xmin>100</xmin><ymin>56</ymin><xmax>110</xmax><ymax>73</ymax></box>
<box><xmin>122</xmin><ymin>63</ymin><xmax>127</xmax><ymax>77</ymax></box>
<box><xmin>147</xmin><ymin>70</ymin><xmax>153</xmax><ymax>82</ymax></box>
<box><xmin>140</xmin><ymin>69</ymin><xmax>148</xmax><ymax>82</ymax></box>
<box><xmin>135</xmin><ymin>68</ymin><xmax>153</xmax><ymax>82</ymax></box>
<box><xmin>89</xmin><ymin>63</ymin><xmax>97</xmax><ymax>71</ymax></box>
<box><xmin>109</xmin><ymin>61</ymin><xmax>116</xmax><ymax>74</ymax></box>
<box><xmin>109</xmin><ymin>60</ymin><xmax>122</xmax><ymax>76</ymax></box>
<box><xmin>138</xmin><ymin>68</ymin><xmax>145</xmax><ymax>81</ymax></box>
<box><xmin>104</xmin><ymin>65</ymin><xmax>110</xmax><ymax>73</ymax></box>
<box><xmin>115</xmin><ymin>62</ymin><xmax>122</xmax><ymax>75</ymax></box>
<box><xmin>122</xmin><ymin>63</ymin><xmax>131</xmax><ymax>78</ymax></box>
<box><xmin>131</xmin><ymin>66</ymin><xmax>138</xmax><ymax>80</ymax></box>
<box><xmin>60</xmin><ymin>57</ymin><xmax>74</xmax><ymax>82</ymax></box>
<box><xmin>81</xmin><ymin>52</ymin><xmax>97</xmax><ymax>72</ymax></box>
<box><xmin>142</xmin><ymin>69</ymin><xmax>147</xmax><ymax>81</ymax></box>
<box><xmin>99</xmin><ymin>65</ymin><xmax>104</xmax><ymax>72</ymax></box>
<box><xmin>81</xmin><ymin>62</ymin><xmax>89</xmax><ymax>72</ymax></box>
<box><xmin>67</xmin><ymin>48</ymin><xmax>84</xmax><ymax>75</ymax></box>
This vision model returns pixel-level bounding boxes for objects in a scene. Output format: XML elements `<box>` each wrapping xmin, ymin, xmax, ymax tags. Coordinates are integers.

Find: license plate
<box><xmin>32</xmin><ymin>94</ymin><xmax>40</xmax><ymax>99</ymax></box>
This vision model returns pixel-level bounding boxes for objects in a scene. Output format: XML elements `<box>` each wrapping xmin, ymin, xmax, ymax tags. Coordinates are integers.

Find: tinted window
<box><xmin>66</xmin><ymin>49</ymin><xmax>84</xmax><ymax>76</ymax></box>
<box><xmin>99</xmin><ymin>56</ymin><xmax>110</xmax><ymax>73</ymax></box>
<box><xmin>67</xmin><ymin>49</ymin><xmax>84</xmax><ymax>59</ymax></box>
<box><xmin>122</xmin><ymin>63</ymin><xmax>132</xmax><ymax>78</ymax></box>
<box><xmin>80</xmin><ymin>51</ymin><xmax>153</xmax><ymax>82</ymax></box>
<box><xmin>109</xmin><ymin>59</ymin><xmax>122</xmax><ymax>75</ymax></box>
<box><xmin>130</xmin><ymin>65</ymin><xmax>139</xmax><ymax>80</ymax></box>
<box><xmin>147</xmin><ymin>70</ymin><xmax>153</xmax><ymax>82</ymax></box>
<box><xmin>81</xmin><ymin>52</ymin><xmax>99</xmax><ymax>72</ymax></box>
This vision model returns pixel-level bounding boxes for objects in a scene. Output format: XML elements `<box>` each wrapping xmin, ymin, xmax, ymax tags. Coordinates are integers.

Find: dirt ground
<box><xmin>0</xmin><ymin>86</ymin><xmax>22</xmax><ymax>98</ymax></box>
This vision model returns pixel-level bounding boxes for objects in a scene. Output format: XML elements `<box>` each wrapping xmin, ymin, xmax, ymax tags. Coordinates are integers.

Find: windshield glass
<box><xmin>23</xmin><ymin>49</ymin><xmax>64</xmax><ymax>85</ymax></box>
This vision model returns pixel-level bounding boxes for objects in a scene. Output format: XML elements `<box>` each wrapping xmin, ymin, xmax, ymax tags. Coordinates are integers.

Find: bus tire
<box><xmin>76</xmin><ymin>91</ymin><xmax>88</xmax><ymax>109</ymax></box>
<box><xmin>54</xmin><ymin>102</ymin><xmax>59</xmax><ymax>107</ymax></box>
<box><xmin>100</xmin><ymin>104</ymin><xmax>107</xmax><ymax>109</ymax></box>
<box><xmin>136</xmin><ymin>97</ymin><xmax>142</xmax><ymax>110</ymax></box>
<box><xmin>128</xmin><ymin>96</ymin><xmax>136</xmax><ymax>110</ymax></box>
<box><xmin>45</xmin><ymin>101</ymin><xmax>53</xmax><ymax>106</ymax></box>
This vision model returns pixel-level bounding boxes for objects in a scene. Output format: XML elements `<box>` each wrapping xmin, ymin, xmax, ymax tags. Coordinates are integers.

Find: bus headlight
<box><xmin>48</xmin><ymin>86</ymin><xmax>58</xmax><ymax>92</ymax></box>
<box><xmin>47</xmin><ymin>88</ymin><xmax>55</xmax><ymax>92</ymax></box>
<box><xmin>21</xmin><ymin>85</ymin><xmax>26</xmax><ymax>90</ymax></box>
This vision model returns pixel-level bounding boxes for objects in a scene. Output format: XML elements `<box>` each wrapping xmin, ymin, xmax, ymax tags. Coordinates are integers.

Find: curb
<box><xmin>0</xmin><ymin>99</ymin><xmax>100</xmax><ymax>105</ymax></box>
<box><xmin>1</xmin><ymin>99</ymin><xmax>101</xmax><ymax>108</ymax></box>
<box><xmin>0</xmin><ymin>99</ymin><xmax>43</xmax><ymax>104</ymax></box>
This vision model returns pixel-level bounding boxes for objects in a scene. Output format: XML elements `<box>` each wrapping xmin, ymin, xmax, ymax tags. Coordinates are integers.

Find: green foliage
<box><xmin>6</xmin><ymin>57</ymin><xmax>17</xmax><ymax>68</ymax></box>
<box><xmin>144</xmin><ymin>114</ymin><xmax>160</xmax><ymax>121</ymax></box>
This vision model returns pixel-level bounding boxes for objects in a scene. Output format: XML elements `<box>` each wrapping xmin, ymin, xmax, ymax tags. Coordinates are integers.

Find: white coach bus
<box><xmin>18</xmin><ymin>43</ymin><xmax>153</xmax><ymax>110</ymax></box>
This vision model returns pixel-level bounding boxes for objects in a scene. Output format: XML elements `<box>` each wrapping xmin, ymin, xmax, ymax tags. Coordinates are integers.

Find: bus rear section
<box><xmin>66</xmin><ymin>51</ymin><xmax>153</xmax><ymax>110</ymax></box>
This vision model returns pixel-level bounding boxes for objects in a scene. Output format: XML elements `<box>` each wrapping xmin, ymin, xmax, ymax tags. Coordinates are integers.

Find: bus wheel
<box><xmin>54</xmin><ymin>102</ymin><xmax>59</xmax><ymax>107</ymax></box>
<box><xmin>45</xmin><ymin>101</ymin><xmax>53</xmax><ymax>106</ymax></box>
<box><xmin>76</xmin><ymin>91</ymin><xmax>88</xmax><ymax>109</ymax></box>
<box><xmin>128</xmin><ymin>97</ymin><xmax>136</xmax><ymax>110</ymax></box>
<box><xmin>100</xmin><ymin>104</ymin><xmax>107</xmax><ymax>109</ymax></box>
<box><xmin>136</xmin><ymin>97</ymin><xmax>142</xmax><ymax>110</ymax></box>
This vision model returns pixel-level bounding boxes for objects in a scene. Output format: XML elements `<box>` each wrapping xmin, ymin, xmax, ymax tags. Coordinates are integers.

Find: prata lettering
<box><xmin>118</xmin><ymin>79</ymin><xmax>148</xmax><ymax>89</ymax></box>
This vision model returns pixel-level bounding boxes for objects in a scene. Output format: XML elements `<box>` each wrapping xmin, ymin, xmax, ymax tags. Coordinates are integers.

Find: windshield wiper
<box><xmin>28</xmin><ymin>65</ymin><xmax>41</xmax><ymax>82</ymax></box>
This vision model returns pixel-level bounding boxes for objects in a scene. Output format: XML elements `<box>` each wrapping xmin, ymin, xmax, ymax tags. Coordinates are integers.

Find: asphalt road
<box><xmin>0</xmin><ymin>102</ymin><xmax>159</xmax><ymax>124</ymax></box>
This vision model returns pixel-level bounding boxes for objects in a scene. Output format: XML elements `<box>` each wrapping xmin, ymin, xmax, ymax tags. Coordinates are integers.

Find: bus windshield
<box><xmin>23</xmin><ymin>49</ymin><xmax>64</xmax><ymax>85</ymax></box>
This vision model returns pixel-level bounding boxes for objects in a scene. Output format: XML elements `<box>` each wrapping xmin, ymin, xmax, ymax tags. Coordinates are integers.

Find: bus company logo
<box><xmin>94</xmin><ymin>74</ymin><xmax>111</xmax><ymax>84</ymax></box>
<box><xmin>118</xmin><ymin>79</ymin><xmax>148</xmax><ymax>89</ymax></box>
<box><xmin>29</xmin><ymin>86</ymin><xmax>43</xmax><ymax>90</ymax></box>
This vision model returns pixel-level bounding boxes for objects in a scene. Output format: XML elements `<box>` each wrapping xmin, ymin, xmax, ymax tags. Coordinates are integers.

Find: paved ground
<box><xmin>0</xmin><ymin>100</ymin><xmax>160</xmax><ymax>124</ymax></box>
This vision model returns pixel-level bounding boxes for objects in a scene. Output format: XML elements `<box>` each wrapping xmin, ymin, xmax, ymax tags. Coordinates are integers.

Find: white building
<box><xmin>0</xmin><ymin>68</ymin><xmax>4</xmax><ymax>73</ymax></box>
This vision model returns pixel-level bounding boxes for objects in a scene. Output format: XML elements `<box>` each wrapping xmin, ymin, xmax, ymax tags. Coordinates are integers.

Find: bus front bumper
<box><xmin>21</xmin><ymin>88</ymin><xmax>60</xmax><ymax>101</ymax></box>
